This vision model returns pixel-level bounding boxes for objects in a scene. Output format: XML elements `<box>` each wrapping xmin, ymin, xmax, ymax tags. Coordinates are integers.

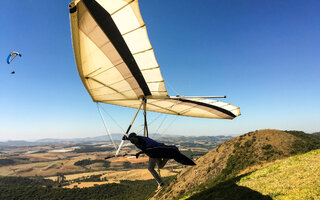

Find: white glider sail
<box><xmin>69</xmin><ymin>0</ymin><xmax>240</xmax><ymax>119</ymax></box>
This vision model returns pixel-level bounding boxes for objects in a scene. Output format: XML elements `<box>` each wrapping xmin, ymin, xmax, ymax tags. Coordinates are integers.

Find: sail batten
<box><xmin>110</xmin><ymin>0</ymin><xmax>134</xmax><ymax>16</ymax></box>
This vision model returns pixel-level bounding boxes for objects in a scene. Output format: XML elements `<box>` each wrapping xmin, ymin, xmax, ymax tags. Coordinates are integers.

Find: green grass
<box><xmin>185</xmin><ymin>176</ymin><xmax>272</xmax><ymax>200</ymax></box>
<box><xmin>237</xmin><ymin>149</ymin><xmax>320</xmax><ymax>200</ymax></box>
<box><xmin>180</xmin><ymin>150</ymin><xmax>320</xmax><ymax>200</ymax></box>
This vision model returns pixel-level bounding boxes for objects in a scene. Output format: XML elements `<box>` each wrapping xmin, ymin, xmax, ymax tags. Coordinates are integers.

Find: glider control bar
<box><xmin>105</xmin><ymin>153</ymin><xmax>136</xmax><ymax>160</ymax></box>
<box><xmin>115</xmin><ymin>99</ymin><xmax>144</xmax><ymax>156</ymax></box>
<box><xmin>143</xmin><ymin>97</ymin><xmax>149</xmax><ymax>137</ymax></box>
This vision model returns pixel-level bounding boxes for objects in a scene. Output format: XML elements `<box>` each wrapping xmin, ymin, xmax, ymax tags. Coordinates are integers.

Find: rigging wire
<box><xmin>99</xmin><ymin>104</ymin><xmax>125</xmax><ymax>133</ymax></box>
<box><xmin>136</xmin><ymin>112</ymin><xmax>163</xmax><ymax>134</ymax></box>
<box><xmin>154</xmin><ymin>114</ymin><xmax>168</xmax><ymax>135</ymax></box>
<box><xmin>159</xmin><ymin>115</ymin><xmax>179</xmax><ymax>136</ymax></box>
<box><xmin>156</xmin><ymin>100</ymin><xmax>180</xmax><ymax>137</ymax></box>
<box><xmin>96</xmin><ymin>103</ymin><xmax>118</xmax><ymax>150</ymax></box>
<box><xmin>166</xmin><ymin>80</ymin><xmax>180</xmax><ymax>96</ymax></box>
<box><xmin>136</xmin><ymin>99</ymin><xmax>180</xmax><ymax>137</ymax></box>
<box><xmin>96</xmin><ymin>99</ymin><xmax>179</xmax><ymax>140</ymax></box>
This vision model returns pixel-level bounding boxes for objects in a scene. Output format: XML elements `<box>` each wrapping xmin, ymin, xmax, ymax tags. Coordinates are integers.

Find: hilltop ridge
<box><xmin>152</xmin><ymin>129</ymin><xmax>320</xmax><ymax>200</ymax></box>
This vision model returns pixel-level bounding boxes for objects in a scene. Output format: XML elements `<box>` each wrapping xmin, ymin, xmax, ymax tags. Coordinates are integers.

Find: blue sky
<box><xmin>0</xmin><ymin>0</ymin><xmax>319</xmax><ymax>141</ymax></box>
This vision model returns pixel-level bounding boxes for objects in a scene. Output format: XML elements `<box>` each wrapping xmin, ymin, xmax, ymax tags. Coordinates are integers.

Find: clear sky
<box><xmin>0</xmin><ymin>0</ymin><xmax>319</xmax><ymax>141</ymax></box>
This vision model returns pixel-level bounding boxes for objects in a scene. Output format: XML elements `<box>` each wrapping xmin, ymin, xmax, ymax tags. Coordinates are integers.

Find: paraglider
<box><xmin>7</xmin><ymin>51</ymin><xmax>21</xmax><ymax>74</ymax></box>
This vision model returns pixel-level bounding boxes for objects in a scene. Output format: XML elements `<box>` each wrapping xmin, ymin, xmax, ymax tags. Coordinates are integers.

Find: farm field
<box><xmin>0</xmin><ymin>136</ymin><xmax>223</xmax><ymax>188</ymax></box>
<box><xmin>56</xmin><ymin>168</ymin><xmax>180</xmax><ymax>188</ymax></box>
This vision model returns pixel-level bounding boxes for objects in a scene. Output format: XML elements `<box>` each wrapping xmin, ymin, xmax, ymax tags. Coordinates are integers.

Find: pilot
<box><xmin>123</xmin><ymin>132</ymin><xmax>170</xmax><ymax>189</ymax></box>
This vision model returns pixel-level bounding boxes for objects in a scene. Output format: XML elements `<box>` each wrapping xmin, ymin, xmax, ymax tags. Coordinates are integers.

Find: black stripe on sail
<box><xmin>177</xmin><ymin>98</ymin><xmax>237</xmax><ymax>118</ymax></box>
<box><xmin>69</xmin><ymin>5</ymin><xmax>77</xmax><ymax>13</ymax></box>
<box><xmin>83</xmin><ymin>0</ymin><xmax>151</xmax><ymax>97</ymax></box>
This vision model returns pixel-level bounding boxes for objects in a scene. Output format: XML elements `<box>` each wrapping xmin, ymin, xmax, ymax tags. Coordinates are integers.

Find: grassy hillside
<box><xmin>237</xmin><ymin>149</ymin><xmax>320</xmax><ymax>200</ymax></box>
<box><xmin>151</xmin><ymin>129</ymin><xmax>320</xmax><ymax>200</ymax></box>
<box><xmin>183</xmin><ymin>149</ymin><xmax>320</xmax><ymax>200</ymax></box>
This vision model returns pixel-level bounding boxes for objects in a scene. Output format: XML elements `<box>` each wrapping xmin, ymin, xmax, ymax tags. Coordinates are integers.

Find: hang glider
<box><xmin>69</xmin><ymin>0</ymin><xmax>240</xmax><ymax>120</ymax></box>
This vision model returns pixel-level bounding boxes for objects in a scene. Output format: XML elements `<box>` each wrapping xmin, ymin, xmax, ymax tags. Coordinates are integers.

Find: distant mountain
<box><xmin>0</xmin><ymin>140</ymin><xmax>35</xmax><ymax>147</ymax></box>
<box><xmin>151</xmin><ymin>129</ymin><xmax>320</xmax><ymax>200</ymax></box>
<box><xmin>0</xmin><ymin>134</ymin><xmax>124</xmax><ymax>147</ymax></box>
<box><xmin>35</xmin><ymin>134</ymin><xmax>124</xmax><ymax>143</ymax></box>
<box><xmin>159</xmin><ymin>135</ymin><xmax>233</xmax><ymax>143</ymax></box>
<box><xmin>0</xmin><ymin>134</ymin><xmax>231</xmax><ymax>147</ymax></box>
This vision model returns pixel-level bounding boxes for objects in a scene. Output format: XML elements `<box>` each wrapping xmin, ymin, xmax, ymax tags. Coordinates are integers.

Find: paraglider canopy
<box><xmin>7</xmin><ymin>51</ymin><xmax>21</xmax><ymax>64</ymax></box>
<box><xmin>6</xmin><ymin>51</ymin><xmax>21</xmax><ymax>74</ymax></box>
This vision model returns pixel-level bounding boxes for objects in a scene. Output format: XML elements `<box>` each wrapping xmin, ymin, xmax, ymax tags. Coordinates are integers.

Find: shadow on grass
<box><xmin>187</xmin><ymin>174</ymin><xmax>272</xmax><ymax>200</ymax></box>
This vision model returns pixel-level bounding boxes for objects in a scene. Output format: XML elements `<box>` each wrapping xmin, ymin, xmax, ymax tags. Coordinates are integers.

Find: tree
<box><xmin>103</xmin><ymin>160</ymin><xmax>111</xmax><ymax>168</ymax></box>
<box><xmin>123</xmin><ymin>161</ymin><xmax>131</xmax><ymax>168</ymax></box>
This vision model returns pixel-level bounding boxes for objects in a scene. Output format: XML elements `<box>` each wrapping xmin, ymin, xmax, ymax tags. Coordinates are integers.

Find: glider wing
<box><xmin>69</xmin><ymin>0</ymin><xmax>240</xmax><ymax>119</ymax></box>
